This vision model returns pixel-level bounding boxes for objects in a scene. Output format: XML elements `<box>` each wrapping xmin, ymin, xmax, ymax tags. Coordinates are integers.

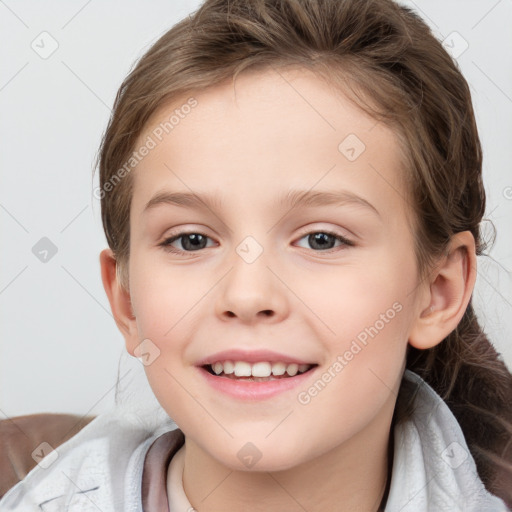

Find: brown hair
<box><xmin>95</xmin><ymin>0</ymin><xmax>512</xmax><ymax>505</ymax></box>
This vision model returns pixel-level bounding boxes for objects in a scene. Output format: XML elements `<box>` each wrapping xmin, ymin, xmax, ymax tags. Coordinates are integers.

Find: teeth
<box><xmin>286</xmin><ymin>363</ymin><xmax>298</xmax><ymax>376</ymax></box>
<box><xmin>271</xmin><ymin>362</ymin><xmax>286</xmax><ymax>376</ymax></box>
<box><xmin>251</xmin><ymin>362</ymin><xmax>271</xmax><ymax>377</ymax></box>
<box><xmin>208</xmin><ymin>360</ymin><xmax>313</xmax><ymax>378</ymax></box>
<box><xmin>223</xmin><ymin>361</ymin><xmax>235</xmax><ymax>374</ymax></box>
<box><xmin>234</xmin><ymin>361</ymin><xmax>252</xmax><ymax>377</ymax></box>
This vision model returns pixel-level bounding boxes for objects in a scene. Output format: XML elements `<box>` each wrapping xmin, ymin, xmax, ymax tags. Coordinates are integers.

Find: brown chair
<box><xmin>0</xmin><ymin>413</ymin><xmax>96</xmax><ymax>498</ymax></box>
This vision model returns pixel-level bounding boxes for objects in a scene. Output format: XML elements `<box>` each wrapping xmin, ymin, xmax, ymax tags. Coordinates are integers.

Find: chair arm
<box><xmin>0</xmin><ymin>413</ymin><xmax>96</xmax><ymax>498</ymax></box>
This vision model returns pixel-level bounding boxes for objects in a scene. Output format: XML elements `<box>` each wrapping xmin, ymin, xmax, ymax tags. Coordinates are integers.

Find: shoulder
<box><xmin>0</xmin><ymin>409</ymin><xmax>169</xmax><ymax>512</ymax></box>
<box><xmin>385</xmin><ymin>370</ymin><xmax>510</xmax><ymax>512</ymax></box>
<box><xmin>0</xmin><ymin>412</ymin><xmax>95</xmax><ymax>497</ymax></box>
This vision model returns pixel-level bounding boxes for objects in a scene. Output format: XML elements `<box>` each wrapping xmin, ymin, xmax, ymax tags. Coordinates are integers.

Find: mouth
<box><xmin>202</xmin><ymin>361</ymin><xmax>318</xmax><ymax>382</ymax></box>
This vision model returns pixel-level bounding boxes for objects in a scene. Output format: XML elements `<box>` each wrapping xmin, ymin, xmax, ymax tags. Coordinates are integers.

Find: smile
<box><xmin>205</xmin><ymin>360</ymin><xmax>315</xmax><ymax>379</ymax></box>
<box><xmin>198</xmin><ymin>362</ymin><xmax>318</xmax><ymax>401</ymax></box>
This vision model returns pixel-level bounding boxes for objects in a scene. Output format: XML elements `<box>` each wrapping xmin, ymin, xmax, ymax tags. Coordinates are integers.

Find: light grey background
<box><xmin>1</xmin><ymin>0</ymin><xmax>511</xmax><ymax>418</ymax></box>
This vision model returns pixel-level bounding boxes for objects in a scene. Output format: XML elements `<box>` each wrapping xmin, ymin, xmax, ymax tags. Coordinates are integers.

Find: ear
<box><xmin>99</xmin><ymin>248</ymin><xmax>139</xmax><ymax>356</ymax></box>
<box><xmin>408</xmin><ymin>231</ymin><xmax>477</xmax><ymax>350</ymax></box>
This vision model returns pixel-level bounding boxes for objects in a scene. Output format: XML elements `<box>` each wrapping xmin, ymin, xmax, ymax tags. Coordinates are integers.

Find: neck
<box><xmin>181</xmin><ymin>405</ymin><xmax>395</xmax><ymax>512</ymax></box>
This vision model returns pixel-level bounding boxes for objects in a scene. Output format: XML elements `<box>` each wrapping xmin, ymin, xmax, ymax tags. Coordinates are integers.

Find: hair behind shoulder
<box><xmin>95</xmin><ymin>0</ymin><xmax>512</xmax><ymax>505</ymax></box>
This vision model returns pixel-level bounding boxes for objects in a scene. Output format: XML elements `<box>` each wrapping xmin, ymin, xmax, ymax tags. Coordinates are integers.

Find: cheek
<box><xmin>333</xmin><ymin>254</ymin><xmax>415</xmax><ymax>380</ymax></box>
<box><xmin>294</xmin><ymin>252</ymin><xmax>413</xmax><ymax>337</ymax></box>
<box><xmin>129</xmin><ymin>256</ymin><xmax>204</xmax><ymax>342</ymax></box>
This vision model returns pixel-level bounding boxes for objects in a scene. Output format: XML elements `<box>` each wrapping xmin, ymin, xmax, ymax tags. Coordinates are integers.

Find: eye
<box><xmin>159</xmin><ymin>231</ymin><xmax>215</xmax><ymax>254</ymax></box>
<box><xmin>294</xmin><ymin>230</ymin><xmax>354</xmax><ymax>252</ymax></box>
<box><xmin>159</xmin><ymin>229</ymin><xmax>354</xmax><ymax>255</ymax></box>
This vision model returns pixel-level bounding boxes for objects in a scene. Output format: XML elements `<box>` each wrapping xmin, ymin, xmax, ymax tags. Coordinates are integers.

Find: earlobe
<box><xmin>99</xmin><ymin>248</ymin><xmax>138</xmax><ymax>356</ymax></box>
<box><xmin>408</xmin><ymin>231</ymin><xmax>477</xmax><ymax>350</ymax></box>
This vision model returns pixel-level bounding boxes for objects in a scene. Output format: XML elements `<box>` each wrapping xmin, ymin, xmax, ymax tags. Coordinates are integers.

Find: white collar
<box><xmin>385</xmin><ymin>369</ymin><xmax>508</xmax><ymax>511</ymax></box>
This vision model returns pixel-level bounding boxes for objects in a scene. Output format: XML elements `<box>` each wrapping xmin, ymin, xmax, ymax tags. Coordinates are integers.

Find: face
<box><xmin>124</xmin><ymin>66</ymin><xmax>423</xmax><ymax>472</ymax></box>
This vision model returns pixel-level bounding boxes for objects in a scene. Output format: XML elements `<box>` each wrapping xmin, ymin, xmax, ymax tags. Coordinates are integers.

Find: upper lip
<box><xmin>195</xmin><ymin>349</ymin><xmax>316</xmax><ymax>367</ymax></box>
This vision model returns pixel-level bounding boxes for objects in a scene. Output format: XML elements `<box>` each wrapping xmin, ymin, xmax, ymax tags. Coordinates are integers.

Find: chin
<box><xmin>210</xmin><ymin>441</ymin><xmax>308</xmax><ymax>473</ymax></box>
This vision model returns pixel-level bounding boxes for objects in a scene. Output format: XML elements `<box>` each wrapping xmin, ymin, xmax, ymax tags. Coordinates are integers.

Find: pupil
<box><xmin>310</xmin><ymin>233</ymin><xmax>334</xmax><ymax>250</ymax></box>
<box><xmin>183</xmin><ymin>233</ymin><xmax>206</xmax><ymax>250</ymax></box>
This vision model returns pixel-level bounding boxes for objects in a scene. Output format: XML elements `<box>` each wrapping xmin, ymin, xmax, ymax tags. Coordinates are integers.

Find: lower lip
<box><xmin>197</xmin><ymin>366</ymin><xmax>317</xmax><ymax>401</ymax></box>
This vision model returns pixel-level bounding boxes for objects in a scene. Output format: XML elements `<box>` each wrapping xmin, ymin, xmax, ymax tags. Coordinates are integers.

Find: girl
<box><xmin>1</xmin><ymin>0</ymin><xmax>511</xmax><ymax>510</ymax></box>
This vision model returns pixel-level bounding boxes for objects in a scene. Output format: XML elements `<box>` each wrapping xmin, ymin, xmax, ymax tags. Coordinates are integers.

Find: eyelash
<box><xmin>158</xmin><ymin>229</ymin><xmax>355</xmax><ymax>255</ymax></box>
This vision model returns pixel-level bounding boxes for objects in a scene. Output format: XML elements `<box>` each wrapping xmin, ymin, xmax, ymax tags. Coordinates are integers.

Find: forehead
<box><xmin>130</xmin><ymin>65</ymin><xmax>411</xmax><ymax>224</ymax></box>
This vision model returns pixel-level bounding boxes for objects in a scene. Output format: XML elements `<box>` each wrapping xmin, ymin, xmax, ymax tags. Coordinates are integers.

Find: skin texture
<box><xmin>100</xmin><ymin>66</ymin><xmax>477</xmax><ymax>512</ymax></box>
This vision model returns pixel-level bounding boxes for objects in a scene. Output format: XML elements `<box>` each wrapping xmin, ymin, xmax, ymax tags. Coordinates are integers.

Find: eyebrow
<box><xmin>142</xmin><ymin>188</ymin><xmax>380</xmax><ymax>218</ymax></box>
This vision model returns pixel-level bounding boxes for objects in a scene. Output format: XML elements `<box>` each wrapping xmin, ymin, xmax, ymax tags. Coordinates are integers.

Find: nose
<box><xmin>215</xmin><ymin>248</ymin><xmax>289</xmax><ymax>324</ymax></box>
